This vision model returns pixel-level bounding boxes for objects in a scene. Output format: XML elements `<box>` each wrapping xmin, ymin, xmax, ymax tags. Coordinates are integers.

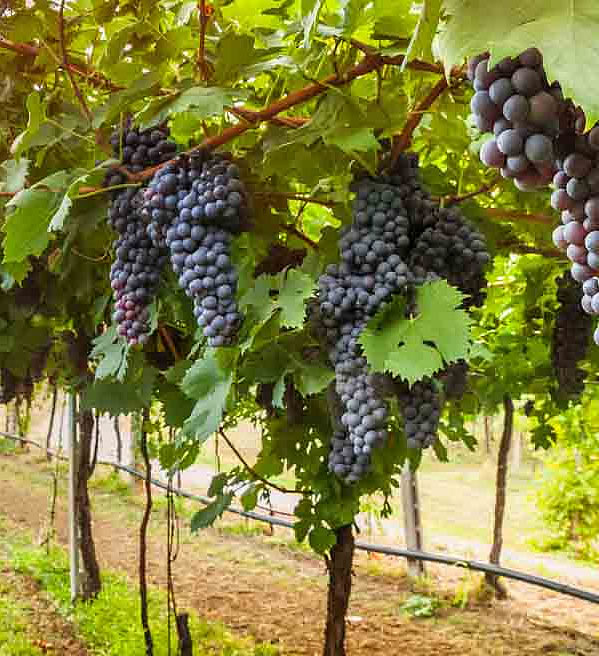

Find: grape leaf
<box><xmin>90</xmin><ymin>326</ymin><xmax>128</xmax><ymax>381</ymax></box>
<box><xmin>308</xmin><ymin>524</ymin><xmax>337</xmax><ymax>554</ymax></box>
<box><xmin>180</xmin><ymin>350</ymin><xmax>233</xmax><ymax>441</ymax></box>
<box><xmin>2</xmin><ymin>171</ymin><xmax>71</xmax><ymax>262</ymax></box>
<box><xmin>138</xmin><ymin>86</ymin><xmax>248</xmax><ymax>128</ymax></box>
<box><xmin>0</xmin><ymin>159</ymin><xmax>29</xmax><ymax>193</ymax></box>
<box><xmin>402</xmin><ymin>0</ymin><xmax>441</xmax><ymax>70</ymax></box>
<box><xmin>438</xmin><ymin>0</ymin><xmax>599</xmax><ymax>124</ymax></box>
<box><xmin>190</xmin><ymin>492</ymin><xmax>234</xmax><ymax>531</ymax></box>
<box><xmin>359</xmin><ymin>280</ymin><xmax>471</xmax><ymax>384</ymax></box>
<box><xmin>81</xmin><ymin>363</ymin><xmax>157</xmax><ymax>416</ymax></box>
<box><xmin>277</xmin><ymin>269</ymin><xmax>316</xmax><ymax>328</ymax></box>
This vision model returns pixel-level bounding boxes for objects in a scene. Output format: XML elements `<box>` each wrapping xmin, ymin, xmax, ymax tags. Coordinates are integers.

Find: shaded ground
<box><xmin>0</xmin><ymin>452</ymin><xmax>597</xmax><ymax>656</ymax></box>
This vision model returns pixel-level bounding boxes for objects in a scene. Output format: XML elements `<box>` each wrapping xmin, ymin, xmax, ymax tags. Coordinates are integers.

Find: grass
<box><xmin>0</xmin><ymin>583</ymin><xmax>44</xmax><ymax>656</ymax></box>
<box><xmin>0</xmin><ymin>518</ymin><xmax>279</xmax><ymax>656</ymax></box>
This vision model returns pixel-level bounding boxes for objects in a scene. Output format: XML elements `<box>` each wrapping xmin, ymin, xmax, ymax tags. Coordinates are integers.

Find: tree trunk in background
<box><xmin>485</xmin><ymin>394</ymin><xmax>514</xmax><ymax>598</ymax></box>
<box><xmin>484</xmin><ymin>415</ymin><xmax>492</xmax><ymax>455</ymax></box>
<box><xmin>323</xmin><ymin>525</ymin><xmax>354</xmax><ymax>656</ymax></box>
<box><xmin>76</xmin><ymin>408</ymin><xmax>102</xmax><ymax>599</ymax></box>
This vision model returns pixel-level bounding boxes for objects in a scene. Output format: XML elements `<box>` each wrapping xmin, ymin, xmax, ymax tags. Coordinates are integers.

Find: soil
<box><xmin>0</xmin><ymin>566</ymin><xmax>90</xmax><ymax>656</ymax></box>
<box><xmin>0</xmin><ymin>452</ymin><xmax>598</xmax><ymax>656</ymax></box>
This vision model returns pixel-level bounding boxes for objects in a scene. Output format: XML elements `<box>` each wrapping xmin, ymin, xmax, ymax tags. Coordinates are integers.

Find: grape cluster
<box><xmin>110</xmin><ymin>189</ymin><xmax>168</xmax><ymax>345</ymax></box>
<box><xmin>468</xmin><ymin>47</ymin><xmax>599</xmax><ymax>346</ymax></box>
<box><xmin>551</xmin><ymin>273</ymin><xmax>592</xmax><ymax>399</ymax></box>
<box><xmin>409</xmin><ymin>206</ymin><xmax>490</xmax><ymax>306</ymax></box>
<box><xmin>142</xmin><ymin>155</ymin><xmax>204</xmax><ymax>251</ymax></box>
<box><xmin>548</xmin><ymin>132</ymin><xmax>599</xmax><ymax>344</ymax></box>
<box><xmin>398</xmin><ymin>378</ymin><xmax>443</xmax><ymax>449</ymax></box>
<box><xmin>106</xmin><ymin>125</ymin><xmax>180</xmax><ymax>345</ymax></box>
<box><xmin>441</xmin><ymin>360</ymin><xmax>469</xmax><ymax>400</ymax></box>
<box><xmin>319</xmin><ymin>176</ymin><xmax>415</xmax><ymax>482</ymax></box>
<box><xmin>166</xmin><ymin>154</ymin><xmax>247</xmax><ymax>346</ymax></box>
<box><xmin>469</xmin><ymin>49</ymin><xmax>562</xmax><ymax>191</ymax></box>
<box><xmin>320</xmin><ymin>157</ymin><xmax>491</xmax><ymax>482</ymax></box>
<box><xmin>109</xmin><ymin>123</ymin><xmax>177</xmax><ymax>173</ymax></box>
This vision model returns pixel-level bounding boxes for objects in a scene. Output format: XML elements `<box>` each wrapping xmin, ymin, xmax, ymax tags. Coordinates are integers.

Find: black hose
<box><xmin>1</xmin><ymin>431</ymin><xmax>598</xmax><ymax>605</ymax></box>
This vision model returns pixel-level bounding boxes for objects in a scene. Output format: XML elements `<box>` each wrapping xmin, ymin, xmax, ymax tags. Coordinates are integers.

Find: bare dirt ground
<box><xmin>0</xmin><ymin>452</ymin><xmax>597</xmax><ymax>656</ymax></box>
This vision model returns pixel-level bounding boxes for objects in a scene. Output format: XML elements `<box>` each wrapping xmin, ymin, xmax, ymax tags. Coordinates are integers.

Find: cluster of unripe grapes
<box><xmin>105</xmin><ymin>125</ymin><xmax>247</xmax><ymax>347</ymax></box>
<box><xmin>469</xmin><ymin>48</ymin><xmax>599</xmax><ymax>346</ymax></box>
<box><xmin>320</xmin><ymin>155</ymin><xmax>490</xmax><ymax>483</ymax></box>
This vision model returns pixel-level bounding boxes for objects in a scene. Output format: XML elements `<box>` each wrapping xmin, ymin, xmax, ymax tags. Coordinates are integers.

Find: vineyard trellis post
<box><xmin>67</xmin><ymin>390</ymin><xmax>80</xmax><ymax>602</ymax></box>
<box><xmin>400</xmin><ymin>463</ymin><xmax>425</xmax><ymax>577</ymax></box>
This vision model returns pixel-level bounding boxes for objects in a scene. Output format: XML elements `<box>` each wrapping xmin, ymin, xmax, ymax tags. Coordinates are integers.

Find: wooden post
<box><xmin>401</xmin><ymin>463</ymin><xmax>425</xmax><ymax>577</ymax></box>
<box><xmin>68</xmin><ymin>391</ymin><xmax>80</xmax><ymax>602</ymax></box>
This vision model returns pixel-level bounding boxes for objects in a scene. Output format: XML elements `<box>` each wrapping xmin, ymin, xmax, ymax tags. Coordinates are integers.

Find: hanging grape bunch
<box><xmin>105</xmin><ymin>124</ymin><xmax>180</xmax><ymax>345</ymax></box>
<box><xmin>321</xmin><ymin>154</ymin><xmax>491</xmax><ymax>483</ymax></box>
<box><xmin>468</xmin><ymin>47</ymin><xmax>599</xmax><ymax>346</ymax></box>
<box><xmin>167</xmin><ymin>153</ymin><xmax>247</xmax><ymax>347</ymax></box>
<box><xmin>105</xmin><ymin>122</ymin><xmax>248</xmax><ymax>348</ymax></box>
<box><xmin>551</xmin><ymin>272</ymin><xmax>592</xmax><ymax>400</ymax></box>
<box><xmin>470</xmin><ymin>48</ymin><xmax>564</xmax><ymax>191</ymax></box>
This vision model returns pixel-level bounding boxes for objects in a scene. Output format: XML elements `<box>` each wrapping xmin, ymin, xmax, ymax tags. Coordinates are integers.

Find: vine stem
<box><xmin>158</xmin><ymin>324</ymin><xmax>181</xmax><ymax>361</ymax></box>
<box><xmin>196</xmin><ymin>0</ymin><xmax>213</xmax><ymax>81</ymax></box>
<box><xmin>217</xmin><ymin>428</ymin><xmax>306</xmax><ymax>495</ymax></box>
<box><xmin>139</xmin><ymin>409</ymin><xmax>154</xmax><ymax>656</ymax></box>
<box><xmin>131</xmin><ymin>51</ymin><xmax>452</xmax><ymax>183</ymax></box>
<box><xmin>443</xmin><ymin>176</ymin><xmax>502</xmax><ymax>205</ymax></box>
<box><xmin>0</xmin><ymin>36</ymin><xmax>121</xmax><ymax>91</ymax></box>
<box><xmin>390</xmin><ymin>76</ymin><xmax>451</xmax><ymax>164</ymax></box>
<box><xmin>282</xmin><ymin>224</ymin><xmax>319</xmax><ymax>250</ymax></box>
<box><xmin>58</xmin><ymin>0</ymin><xmax>92</xmax><ymax>122</ymax></box>
<box><xmin>253</xmin><ymin>191</ymin><xmax>339</xmax><ymax>207</ymax></box>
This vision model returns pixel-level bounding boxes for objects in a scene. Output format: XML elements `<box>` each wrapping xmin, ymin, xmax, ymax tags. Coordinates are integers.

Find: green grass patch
<box><xmin>89</xmin><ymin>469</ymin><xmax>133</xmax><ymax>497</ymax></box>
<box><xmin>0</xmin><ymin>582</ymin><xmax>44</xmax><ymax>656</ymax></box>
<box><xmin>0</xmin><ymin>519</ymin><xmax>279</xmax><ymax>656</ymax></box>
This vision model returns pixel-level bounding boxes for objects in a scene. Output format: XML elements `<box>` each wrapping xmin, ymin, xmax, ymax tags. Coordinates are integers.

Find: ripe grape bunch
<box><xmin>322</xmin><ymin>173</ymin><xmax>415</xmax><ymax>483</ymax></box>
<box><xmin>165</xmin><ymin>153</ymin><xmax>247</xmax><ymax>347</ymax></box>
<box><xmin>550</xmin><ymin>132</ymin><xmax>599</xmax><ymax>346</ymax></box>
<box><xmin>468</xmin><ymin>47</ymin><xmax>599</xmax><ymax>346</ymax></box>
<box><xmin>323</xmin><ymin>155</ymin><xmax>491</xmax><ymax>483</ymax></box>
<box><xmin>551</xmin><ymin>273</ymin><xmax>592</xmax><ymax>399</ymax></box>
<box><xmin>106</xmin><ymin>124</ymin><xmax>179</xmax><ymax>345</ymax></box>
<box><xmin>470</xmin><ymin>49</ymin><xmax>563</xmax><ymax>191</ymax></box>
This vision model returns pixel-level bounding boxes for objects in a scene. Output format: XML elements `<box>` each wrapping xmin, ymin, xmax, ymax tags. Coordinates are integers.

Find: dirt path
<box><xmin>1</xmin><ymin>453</ymin><xmax>597</xmax><ymax>656</ymax></box>
<box><xmin>0</xmin><ymin>566</ymin><xmax>90</xmax><ymax>655</ymax></box>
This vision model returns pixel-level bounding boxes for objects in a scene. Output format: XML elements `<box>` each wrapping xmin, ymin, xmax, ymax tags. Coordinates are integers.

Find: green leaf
<box><xmin>90</xmin><ymin>326</ymin><xmax>128</xmax><ymax>381</ymax></box>
<box><xmin>295</xmin><ymin>362</ymin><xmax>334</xmax><ymax>397</ymax></box>
<box><xmin>308</xmin><ymin>524</ymin><xmax>337</xmax><ymax>554</ymax></box>
<box><xmin>359</xmin><ymin>281</ymin><xmax>471</xmax><ymax>385</ymax></box>
<box><xmin>324</xmin><ymin>126</ymin><xmax>379</xmax><ymax>153</ymax></box>
<box><xmin>191</xmin><ymin>492</ymin><xmax>234</xmax><ymax>531</ymax></box>
<box><xmin>438</xmin><ymin>1</ymin><xmax>599</xmax><ymax>124</ymax></box>
<box><xmin>138</xmin><ymin>86</ymin><xmax>247</xmax><ymax>128</ymax></box>
<box><xmin>277</xmin><ymin>269</ymin><xmax>316</xmax><ymax>329</ymax></box>
<box><xmin>0</xmin><ymin>159</ymin><xmax>29</xmax><ymax>193</ymax></box>
<box><xmin>402</xmin><ymin>0</ymin><xmax>441</xmax><ymax>70</ymax></box>
<box><xmin>302</xmin><ymin>0</ymin><xmax>324</xmax><ymax>49</ymax></box>
<box><xmin>241</xmin><ymin>484</ymin><xmax>259</xmax><ymax>511</ymax></box>
<box><xmin>2</xmin><ymin>171</ymin><xmax>69</xmax><ymax>262</ymax></box>
<box><xmin>181</xmin><ymin>350</ymin><xmax>233</xmax><ymax>441</ymax></box>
